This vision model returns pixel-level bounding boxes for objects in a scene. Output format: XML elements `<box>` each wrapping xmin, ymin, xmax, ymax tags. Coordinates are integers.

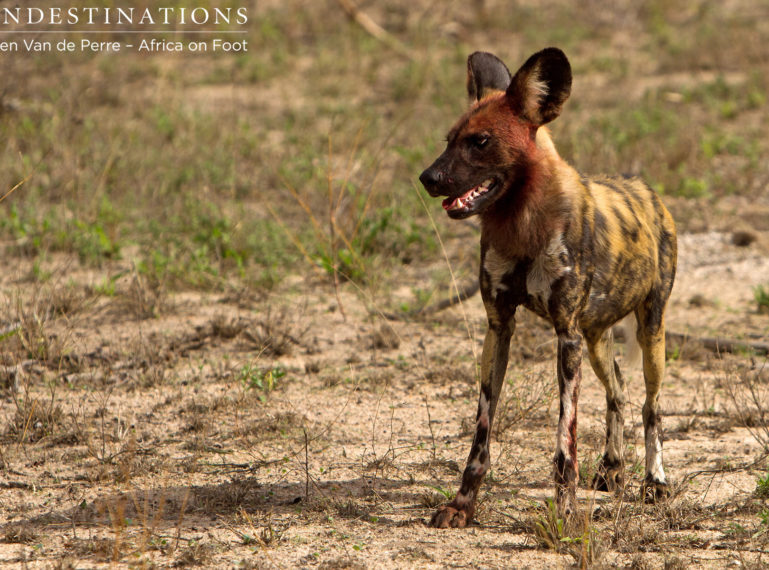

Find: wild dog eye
<box><xmin>469</xmin><ymin>134</ymin><xmax>490</xmax><ymax>149</ymax></box>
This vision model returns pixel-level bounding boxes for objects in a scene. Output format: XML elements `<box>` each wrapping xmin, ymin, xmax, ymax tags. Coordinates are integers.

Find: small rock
<box><xmin>688</xmin><ymin>294</ymin><xmax>712</xmax><ymax>308</ymax></box>
<box><xmin>370</xmin><ymin>324</ymin><xmax>400</xmax><ymax>350</ymax></box>
<box><xmin>732</xmin><ymin>230</ymin><xmax>757</xmax><ymax>247</ymax></box>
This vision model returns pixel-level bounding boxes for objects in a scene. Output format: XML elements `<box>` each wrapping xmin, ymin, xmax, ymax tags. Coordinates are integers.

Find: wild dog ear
<box><xmin>467</xmin><ymin>52</ymin><xmax>513</xmax><ymax>102</ymax></box>
<box><xmin>506</xmin><ymin>47</ymin><xmax>572</xmax><ymax>125</ymax></box>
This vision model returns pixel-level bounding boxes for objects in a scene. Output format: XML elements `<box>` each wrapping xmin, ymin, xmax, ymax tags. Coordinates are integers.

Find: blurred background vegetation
<box><xmin>1</xmin><ymin>0</ymin><xmax>768</xmax><ymax>294</ymax></box>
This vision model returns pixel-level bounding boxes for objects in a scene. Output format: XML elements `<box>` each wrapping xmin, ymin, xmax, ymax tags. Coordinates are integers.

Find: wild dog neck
<box><xmin>480</xmin><ymin>129</ymin><xmax>567</xmax><ymax>260</ymax></box>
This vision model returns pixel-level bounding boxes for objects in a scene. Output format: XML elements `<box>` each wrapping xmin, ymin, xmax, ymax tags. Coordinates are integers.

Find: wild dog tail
<box><xmin>619</xmin><ymin>312</ymin><xmax>643</xmax><ymax>369</ymax></box>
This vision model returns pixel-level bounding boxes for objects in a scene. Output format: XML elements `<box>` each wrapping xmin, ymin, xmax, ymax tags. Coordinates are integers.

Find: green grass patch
<box><xmin>1</xmin><ymin>0</ymin><xmax>767</xmax><ymax>292</ymax></box>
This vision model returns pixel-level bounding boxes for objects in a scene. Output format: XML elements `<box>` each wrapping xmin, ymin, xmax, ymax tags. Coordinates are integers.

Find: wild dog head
<box><xmin>419</xmin><ymin>48</ymin><xmax>572</xmax><ymax>220</ymax></box>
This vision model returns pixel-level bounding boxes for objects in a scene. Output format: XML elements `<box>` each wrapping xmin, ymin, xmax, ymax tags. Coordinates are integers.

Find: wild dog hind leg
<box><xmin>636</xmin><ymin>299</ymin><xmax>670</xmax><ymax>501</ymax></box>
<box><xmin>586</xmin><ymin>328</ymin><xmax>627</xmax><ymax>491</ymax></box>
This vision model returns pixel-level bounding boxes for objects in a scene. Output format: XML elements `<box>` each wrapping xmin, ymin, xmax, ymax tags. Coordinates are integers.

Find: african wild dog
<box><xmin>419</xmin><ymin>48</ymin><xmax>677</xmax><ymax>527</ymax></box>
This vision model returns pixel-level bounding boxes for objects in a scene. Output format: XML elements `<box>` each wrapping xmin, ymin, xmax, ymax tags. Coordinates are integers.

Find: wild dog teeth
<box><xmin>447</xmin><ymin>179</ymin><xmax>495</xmax><ymax>210</ymax></box>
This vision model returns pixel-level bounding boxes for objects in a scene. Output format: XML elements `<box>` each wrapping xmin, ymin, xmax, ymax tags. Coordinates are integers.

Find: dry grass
<box><xmin>1</xmin><ymin>0</ymin><xmax>769</xmax><ymax>567</ymax></box>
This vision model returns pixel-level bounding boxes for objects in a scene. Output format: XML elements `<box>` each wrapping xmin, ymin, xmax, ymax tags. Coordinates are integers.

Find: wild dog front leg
<box><xmin>430</xmin><ymin>319</ymin><xmax>514</xmax><ymax>528</ymax></box>
<box><xmin>553</xmin><ymin>329</ymin><xmax>583</xmax><ymax>518</ymax></box>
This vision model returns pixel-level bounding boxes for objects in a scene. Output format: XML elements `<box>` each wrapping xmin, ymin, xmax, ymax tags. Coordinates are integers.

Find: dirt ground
<box><xmin>2</xmin><ymin>209</ymin><xmax>769</xmax><ymax>568</ymax></box>
<box><xmin>2</xmin><ymin>1</ymin><xmax>769</xmax><ymax>568</ymax></box>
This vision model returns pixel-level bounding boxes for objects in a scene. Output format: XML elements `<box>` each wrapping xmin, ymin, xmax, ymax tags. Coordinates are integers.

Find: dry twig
<box><xmin>336</xmin><ymin>0</ymin><xmax>413</xmax><ymax>59</ymax></box>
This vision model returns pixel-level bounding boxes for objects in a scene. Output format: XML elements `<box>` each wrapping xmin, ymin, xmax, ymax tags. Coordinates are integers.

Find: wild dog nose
<box><xmin>419</xmin><ymin>167</ymin><xmax>443</xmax><ymax>195</ymax></box>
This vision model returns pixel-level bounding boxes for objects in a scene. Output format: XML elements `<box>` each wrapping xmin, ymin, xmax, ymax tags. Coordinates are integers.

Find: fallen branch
<box><xmin>382</xmin><ymin>280</ymin><xmax>479</xmax><ymax>320</ymax></box>
<box><xmin>419</xmin><ymin>280</ymin><xmax>480</xmax><ymax>317</ymax></box>
<box><xmin>615</xmin><ymin>327</ymin><xmax>769</xmax><ymax>356</ymax></box>
<box><xmin>0</xmin><ymin>481</ymin><xmax>32</xmax><ymax>490</ymax></box>
<box><xmin>677</xmin><ymin>452</ymin><xmax>768</xmax><ymax>489</ymax></box>
<box><xmin>665</xmin><ymin>331</ymin><xmax>769</xmax><ymax>356</ymax></box>
<box><xmin>387</xmin><ymin>280</ymin><xmax>768</xmax><ymax>357</ymax></box>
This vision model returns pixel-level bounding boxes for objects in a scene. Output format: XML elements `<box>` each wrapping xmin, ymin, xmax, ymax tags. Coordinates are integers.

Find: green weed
<box><xmin>756</xmin><ymin>469</ymin><xmax>769</xmax><ymax>498</ymax></box>
<box><xmin>754</xmin><ymin>285</ymin><xmax>769</xmax><ymax>315</ymax></box>
<box><xmin>239</xmin><ymin>364</ymin><xmax>286</xmax><ymax>402</ymax></box>
<box><xmin>428</xmin><ymin>485</ymin><xmax>455</xmax><ymax>502</ymax></box>
<box><xmin>533</xmin><ymin>499</ymin><xmax>601</xmax><ymax>565</ymax></box>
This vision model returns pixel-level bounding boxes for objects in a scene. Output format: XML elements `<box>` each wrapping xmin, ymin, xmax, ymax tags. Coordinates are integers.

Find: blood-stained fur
<box><xmin>419</xmin><ymin>48</ymin><xmax>677</xmax><ymax>527</ymax></box>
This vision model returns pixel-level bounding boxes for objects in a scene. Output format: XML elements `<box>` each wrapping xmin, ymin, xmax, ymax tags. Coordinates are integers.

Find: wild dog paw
<box><xmin>429</xmin><ymin>503</ymin><xmax>474</xmax><ymax>528</ymax></box>
<box><xmin>591</xmin><ymin>462</ymin><xmax>624</xmax><ymax>492</ymax></box>
<box><xmin>555</xmin><ymin>486</ymin><xmax>578</xmax><ymax>520</ymax></box>
<box><xmin>641</xmin><ymin>479</ymin><xmax>670</xmax><ymax>503</ymax></box>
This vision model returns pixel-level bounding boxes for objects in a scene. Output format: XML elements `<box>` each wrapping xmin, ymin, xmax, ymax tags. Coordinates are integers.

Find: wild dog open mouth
<box><xmin>442</xmin><ymin>178</ymin><xmax>496</xmax><ymax>211</ymax></box>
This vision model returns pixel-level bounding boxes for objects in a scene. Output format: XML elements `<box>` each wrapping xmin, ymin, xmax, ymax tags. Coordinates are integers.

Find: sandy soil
<box><xmin>1</xmin><ymin>208</ymin><xmax>769</xmax><ymax>568</ymax></box>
